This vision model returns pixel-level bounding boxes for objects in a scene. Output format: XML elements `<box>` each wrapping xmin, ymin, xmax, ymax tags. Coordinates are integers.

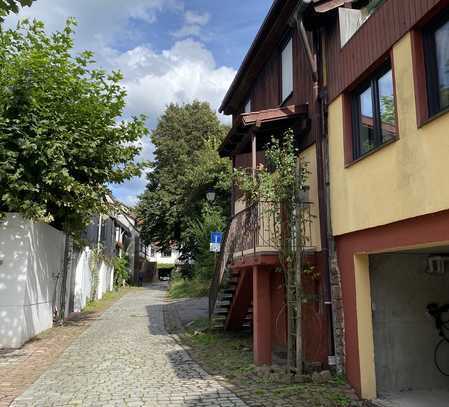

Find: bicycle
<box><xmin>427</xmin><ymin>303</ymin><xmax>449</xmax><ymax>376</ymax></box>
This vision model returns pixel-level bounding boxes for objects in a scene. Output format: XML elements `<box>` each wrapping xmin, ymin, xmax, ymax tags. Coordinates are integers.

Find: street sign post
<box><xmin>210</xmin><ymin>232</ymin><xmax>223</xmax><ymax>253</ymax></box>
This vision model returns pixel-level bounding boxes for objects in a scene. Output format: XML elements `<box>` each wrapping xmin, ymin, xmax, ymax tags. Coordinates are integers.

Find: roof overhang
<box><xmin>219</xmin><ymin>0</ymin><xmax>359</xmax><ymax>116</ymax></box>
<box><xmin>218</xmin><ymin>104</ymin><xmax>309</xmax><ymax>157</ymax></box>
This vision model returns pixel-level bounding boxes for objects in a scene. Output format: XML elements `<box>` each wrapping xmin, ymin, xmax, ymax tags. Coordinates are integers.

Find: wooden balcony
<box><xmin>209</xmin><ymin>200</ymin><xmax>316</xmax><ymax>327</ymax></box>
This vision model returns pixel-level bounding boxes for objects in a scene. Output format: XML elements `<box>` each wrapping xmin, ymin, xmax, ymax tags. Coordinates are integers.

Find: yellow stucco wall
<box><xmin>354</xmin><ymin>254</ymin><xmax>376</xmax><ymax>400</ymax></box>
<box><xmin>329</xmin><ymin>33</ymin><xmax>449</xmax><ymax>236</ymax></box>
<box><xmin>301</xmin><ymin>145</ymin><xmax>322</xmax><ymax>251</ymax></box>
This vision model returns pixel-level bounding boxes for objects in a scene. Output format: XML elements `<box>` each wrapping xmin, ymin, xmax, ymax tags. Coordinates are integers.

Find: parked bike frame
<box><xmin>427</xmin><ymin>303</ymin><xmax>449</xmax><ymax>376</ymax></box>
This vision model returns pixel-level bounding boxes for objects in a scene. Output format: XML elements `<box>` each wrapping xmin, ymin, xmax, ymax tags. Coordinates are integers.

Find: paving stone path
<box><xmin>11</xmin><ymin>285</ymin><xmax>247</xmax><ymax>407</ymax></box>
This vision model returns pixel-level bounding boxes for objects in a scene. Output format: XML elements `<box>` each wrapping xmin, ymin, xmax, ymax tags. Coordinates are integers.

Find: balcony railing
<box><xmin>209</xmin><ymin>201</ymin><xmax>315</xmax><ymax>322</ymax></box>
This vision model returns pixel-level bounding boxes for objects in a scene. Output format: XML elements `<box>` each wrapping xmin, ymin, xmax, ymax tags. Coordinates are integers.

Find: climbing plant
<box><xmin>233</xmin><ymin>129</ymin><xmax>312</xmax><ymax>377</ymax></box>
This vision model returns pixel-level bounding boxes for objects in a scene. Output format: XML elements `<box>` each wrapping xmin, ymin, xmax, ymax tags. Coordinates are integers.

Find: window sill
<box><xmin>418</xmin><ymin>105</ymin><xmax>449</xmax><ymax>129</ymax></box>
<box><xmin>344</xmin><ymin>136</ymin><xmax>398</xmax><ymax>168</ymax></box>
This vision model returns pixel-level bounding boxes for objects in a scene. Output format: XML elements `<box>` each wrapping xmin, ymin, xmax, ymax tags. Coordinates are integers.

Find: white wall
<box><xmin>72</xmin><ymin>247</ymin><xmax>114</xmax><ymax>311</ymax></box>
<box><xmin>0</xmin><ymin>214</ymin><xmax>116</xmax><ymax>349</ymax></box>
<box><xmin>72</xmin><ymin>248</ymin><xmax>92</xmax><ymax>313</ymax></box>
<box><xmin>0</xmin><ymin>214</ymin><xmax>65</xmax><ymax>349</ymax></box>
<box><xmin>96</xmin><ymin>260</ymin><xmax>114</xmax><ymax>300</ymax></box>
<box><xmin>149</xmin><ymin>248</ymin><xmax>180</xmax><ymax>265</ymax></box>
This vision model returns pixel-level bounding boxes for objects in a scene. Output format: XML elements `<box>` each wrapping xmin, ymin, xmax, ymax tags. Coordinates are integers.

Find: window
<box><xmin>424</xmin><ymin>15</ymin><xmax>449</xmax><ymax>117</ymax></box>
<box><xmin>339</xmin><ymin>1</ymin><xmax>386</xmax><ymax>48</ymax></box>
<box><xmin>281</xmin><ymin>37</ymin><xmax>293</xmax><ymax>102</ymax></box>
<box><xmin>162</xmin><ymin>249</ymin><xmax>172</xmax><ymax>258</ymax></box>
<box><xmin>244</xmin><ymin>98</ymin><xmax>251</xmax><ymax>113</ymax></box>
<box><xmin>352</xmin><ymin>65</ymin><xmax>397</xmax><ymax>159</ymax></box>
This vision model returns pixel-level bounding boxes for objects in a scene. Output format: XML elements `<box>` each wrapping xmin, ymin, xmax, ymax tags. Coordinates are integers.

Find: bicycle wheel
<box><xmin>434</xmin><ymin>338</ymin><xmax>449</xmax><ymax>377</ymax></box>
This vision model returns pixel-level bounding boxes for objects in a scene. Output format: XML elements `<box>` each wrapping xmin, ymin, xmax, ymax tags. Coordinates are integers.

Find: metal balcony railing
<box><xmin>209</xmin><ymin>200</ymin><xmax>315</xmax><ymax>323</ymax></box>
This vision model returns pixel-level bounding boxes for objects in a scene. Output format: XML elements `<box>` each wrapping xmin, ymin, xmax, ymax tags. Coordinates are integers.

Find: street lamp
<box><xmin>206</xmin><ymin>188</ymin><xmax>216</xmax><ymax>203</ymax></box>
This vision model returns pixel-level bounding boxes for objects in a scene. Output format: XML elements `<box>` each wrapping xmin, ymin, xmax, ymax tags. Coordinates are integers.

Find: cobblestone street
<box><xmin>10</xmin><ymin>285</ymin><xmax>247</xmax><ymax>407</ymax></box>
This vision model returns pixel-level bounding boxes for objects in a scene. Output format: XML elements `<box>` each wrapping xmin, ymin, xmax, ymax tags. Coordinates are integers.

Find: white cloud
<box><xmin>109</xmin><ymin>39</ymin><xmax>235</xmax><ymax>126</ymax></box>
<box><xmin>4</xmin><ymin>0</ymin><xmax>183</xmax><ymax>52</ymax></box>
<box><xmin>185</xmin><ymin>10</ymin><xmax>210</xmax><ymax>26</ymax></box>
<box><xmin>172</xmin><ymin>9</ymin><xmax>210</xmax><ymax>39</ymax></box>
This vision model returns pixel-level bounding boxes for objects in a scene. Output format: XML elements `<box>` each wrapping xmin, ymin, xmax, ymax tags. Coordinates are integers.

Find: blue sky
<box><xmin>6</xmin><ymin>0</ymin><xmax>273</xmax><ymax>206</ymax></box>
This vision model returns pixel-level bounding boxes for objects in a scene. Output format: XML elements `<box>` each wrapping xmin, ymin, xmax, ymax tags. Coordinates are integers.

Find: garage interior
<box><xmin>369</xmin><ymin>247</ymin><xmax>449</xmax><ymax>407</ymax></box>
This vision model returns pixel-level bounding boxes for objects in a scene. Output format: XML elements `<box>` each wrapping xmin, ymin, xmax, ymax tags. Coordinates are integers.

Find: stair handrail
<box><xmin>208</xmin><ymin>205</ymin><xmax>255</xmax><ymax>324</ymax></box>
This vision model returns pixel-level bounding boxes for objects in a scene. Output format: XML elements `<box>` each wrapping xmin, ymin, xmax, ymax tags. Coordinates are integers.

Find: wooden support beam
<box><xmin>251</xmin><ymin>128</ymin><xmax>257</xmax><ymax>179</ymax></box>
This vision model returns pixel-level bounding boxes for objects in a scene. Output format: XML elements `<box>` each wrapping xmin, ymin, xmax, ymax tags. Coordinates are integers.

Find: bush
<box><xmin>183</xmin><ymin>204</ymin><xmax>226</xmax><ymax>281</ymax></box>
<box><xmin>169</xmin><ymin>275</ymin><xmax>210</xmax><ymax>299</ymax></box>
<box><xmin>113</xmin><ymin>256</ymin><xmax>129</xmax><ymax>288</ymax></box>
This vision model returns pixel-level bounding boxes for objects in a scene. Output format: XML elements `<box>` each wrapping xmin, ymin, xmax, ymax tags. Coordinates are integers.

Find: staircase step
<box><xmin>218</xmin><ymin>293</ymin><xmax>233</xmax><ymax>300</ymax></box>
<box><xmin>214</xmin><ymin>310</ymin><xmax>229</xmax><ymax>316</ymax></box>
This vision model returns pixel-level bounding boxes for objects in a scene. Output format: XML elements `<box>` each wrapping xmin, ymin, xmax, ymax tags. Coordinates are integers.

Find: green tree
<box><xmin>0</xmin><ymin>19</ymin><xmax>148</xmax><ymax>232</ymax></box>
<box><xmin>0</xmin><ymin>0</ymin><xmax>35</xmax><ymax>22</ymax></box>
<box><xmin>138</xmin><ymin>101</ymin><xmax>231</xmax><ymax>262</ymax></box>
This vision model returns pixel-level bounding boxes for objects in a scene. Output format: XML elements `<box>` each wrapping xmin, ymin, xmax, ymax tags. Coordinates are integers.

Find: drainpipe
<box><xmin>293</xmin><ymin>2</ymin><xmax>337</xmax><ymax>368</ymax></box>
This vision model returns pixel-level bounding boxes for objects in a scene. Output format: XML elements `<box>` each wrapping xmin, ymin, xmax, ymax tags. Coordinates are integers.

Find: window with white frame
<box><xmin>281</xmin><ymin>37</ymin><xmax>293</xmax><ymax>102</ymax></box>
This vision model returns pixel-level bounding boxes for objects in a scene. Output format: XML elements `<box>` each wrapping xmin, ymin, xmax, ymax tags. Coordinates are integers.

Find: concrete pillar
<box><xmin>253</xmin><ymin>266</ymin><xmax>272</xmax><ymax>365</ymax></box>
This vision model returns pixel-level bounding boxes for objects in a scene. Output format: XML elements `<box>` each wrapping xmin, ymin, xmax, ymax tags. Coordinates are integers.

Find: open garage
<box><xmin>370</xmin><ymin>248</ymin><xmax>449</xmax><ymax>406</ymax></box>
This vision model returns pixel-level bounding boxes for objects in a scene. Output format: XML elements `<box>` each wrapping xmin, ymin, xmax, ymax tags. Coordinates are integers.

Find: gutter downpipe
<box><xmin>294</xmin><ymin>1</ymin><xmax>338</xmax><ymax>370</ymax></box>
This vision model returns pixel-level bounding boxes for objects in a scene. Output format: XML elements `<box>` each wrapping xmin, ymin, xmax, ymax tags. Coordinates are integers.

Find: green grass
<box><xmin>182</xmin><ymin>327</ymin><xmax>254</xmax><ymax>380</ymax></box>
<box><xmin>157</xmin><ymin>263</ymin><xmax>175</xmax><ymax>270</ymax></box>
<box><xmin>168</xmin><ymin>278</ymin><xmax>210</xmax><ymax>299</ymax></box>
<box><xmin>178</xmin><ymin>317</ymin><xmax>355</xmax><ymax>407</ymax></box>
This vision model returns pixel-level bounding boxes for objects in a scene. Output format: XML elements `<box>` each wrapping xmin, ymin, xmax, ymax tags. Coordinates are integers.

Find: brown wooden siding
<box><xmin>325</xmin><ymin>0</ymin><xmax>448</xmax><ymax>101</ymax></box>
<box><xmin>232</xmin><ymin>25</ymin><xmax>319</xmax><ymax>153</ymax></box>
<box><xmin>233</xmin><ymin>27</ymin><xmax>317</xmax><ymax>116</ymax></box>
<box><xmin>252</xmin><ymin>51</ymin><xmax>281</xmax><ymax>112</ymax></box>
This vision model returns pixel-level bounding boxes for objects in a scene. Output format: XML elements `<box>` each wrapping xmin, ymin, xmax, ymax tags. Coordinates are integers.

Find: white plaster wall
<box><xmin>0</xmin><ymin>214</ymin><xmax>65</xmax><ymax>349</ymax></box>
<box><xmin>96</xmin><ymin>261</ymin><xmax>113</xmax><ymax>300</ymax></box>
<box><xmin>73</xmin><ymin>248</ymin><xmax>92</xmax><ymax>313</ymax></box>
<box><xmin>72</xmin><ymin>248</ymin><xmax>114</xmax><ymax>311</ymax></box>
<box><xmin>149</xmin><ymin>249</ymin><xmax>180</xmax><ymax>265</ymax></box>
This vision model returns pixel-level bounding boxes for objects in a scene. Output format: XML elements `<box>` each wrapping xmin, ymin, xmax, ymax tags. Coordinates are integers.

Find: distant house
<box><xmin>148</xmin><ymin>245</ymin><xmax>181</xmax><ymax>279</ymax></box>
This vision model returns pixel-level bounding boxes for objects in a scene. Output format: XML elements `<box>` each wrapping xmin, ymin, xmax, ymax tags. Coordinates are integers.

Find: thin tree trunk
<box><xmin>59</xmin><ymin>234</ymin><xmax>73</xmax><ymax>322</ymax></box>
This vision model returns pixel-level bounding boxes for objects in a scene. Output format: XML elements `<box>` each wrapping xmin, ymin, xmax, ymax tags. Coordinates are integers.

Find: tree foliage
<box><xmin>138</xmin><ymin>101</ymin><xmax>231</xmax><ymax>261</ymax></box>
<box><xmin>0</xmin><ymin>19</ymin><xmax>148</xmax><ymax>232</ymax></box>
<box><xmin>0</xmin><ymin>0</ymin><xmax>35</xmax><ymax>22</ymax></box>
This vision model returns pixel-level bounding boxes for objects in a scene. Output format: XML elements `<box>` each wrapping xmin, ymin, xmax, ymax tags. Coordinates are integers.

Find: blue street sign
<box><xmin>210</xmin><ymin>232</ymin><xmax>223</xmax><ymax>244</ymax></box>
